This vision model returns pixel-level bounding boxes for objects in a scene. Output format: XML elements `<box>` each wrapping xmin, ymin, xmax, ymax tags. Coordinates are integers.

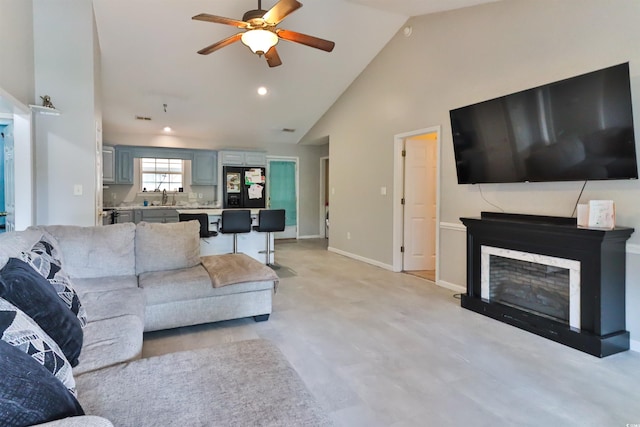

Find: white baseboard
<box><xmin>298</xmin><ymin>234</ymin><xmax>323</xmax><ymax>239</ymax></box>
<box><xmin>630</xmin><ymin>338</ymin><xmax>640</xmax><ymax>353</ymax></box>
<box><xmin>436</xmin><ymin>280</ymin><xmax>466</xmax><ymax>293</ymax></box>
<box><xmin>327</xmin><ymin>246</ymin><xmax>394</xmax><ymax>270</ymax></box>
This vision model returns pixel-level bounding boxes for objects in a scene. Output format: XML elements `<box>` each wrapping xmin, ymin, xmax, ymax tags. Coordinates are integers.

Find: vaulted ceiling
<box><xmin>92</xmin><ymin>0</ymin><xmax>498</xmax><ymax>147</ymax></box>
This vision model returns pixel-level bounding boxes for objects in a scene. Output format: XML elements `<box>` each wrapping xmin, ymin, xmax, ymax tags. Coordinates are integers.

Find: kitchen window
<box><xmin>141</xmin><ymin>158</ymin><xmax>183</xmax><ymax>192</ymax></box>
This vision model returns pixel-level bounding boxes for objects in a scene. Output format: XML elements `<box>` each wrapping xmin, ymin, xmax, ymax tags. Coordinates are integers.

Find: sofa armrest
<box><xmin>32</xmin><ymin>415</ymin><xmax>114</xmax><ymax>427</ymax></box>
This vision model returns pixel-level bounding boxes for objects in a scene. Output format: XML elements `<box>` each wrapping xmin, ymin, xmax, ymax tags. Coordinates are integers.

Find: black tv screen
<box><xmin>450</xmin><ymin>63</ymin><xmax>638</xmax><ymax>184</ymax></box>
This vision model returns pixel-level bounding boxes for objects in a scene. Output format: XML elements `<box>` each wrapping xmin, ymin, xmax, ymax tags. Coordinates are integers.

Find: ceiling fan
<box><xmin>192</xmin><ymin>0</ymin><xmax>335</xmax><ymax>67</ymax></box>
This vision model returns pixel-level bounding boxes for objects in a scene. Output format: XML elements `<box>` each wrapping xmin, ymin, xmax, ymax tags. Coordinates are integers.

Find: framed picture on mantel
<box><xmin>577</xmin><ymin>200</ymin><xmax>615</xmax><ymax>229</ymax></box>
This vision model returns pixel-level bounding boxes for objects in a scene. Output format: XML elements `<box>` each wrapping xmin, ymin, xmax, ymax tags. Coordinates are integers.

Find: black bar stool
<box><xmin>178</xmin><ymin>213</ymin><xmax>218</xmax><ymax>237</ymax></box>
<box><xmin>219</xmin><ymin>210</ymin><xmax>252</xmax><ymax>253</ymax></box>
<box><xmin>253</xmin><ymin>209</ymin><xmax>286</xmax><ymax>265</ymax></box>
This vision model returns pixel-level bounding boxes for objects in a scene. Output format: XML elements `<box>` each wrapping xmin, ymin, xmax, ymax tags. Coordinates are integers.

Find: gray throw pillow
<box><xmin>20</xmin><ymin>232</ymin><xmax>88</xmax><ymax>328</ymax></box>
<box><xmin>0</xmin><ymin>297</ymin><xmax>77</xmax><ymax>396</ymax></box>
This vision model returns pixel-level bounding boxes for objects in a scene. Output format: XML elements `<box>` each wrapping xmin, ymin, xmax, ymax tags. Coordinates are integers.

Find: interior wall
<box><xmin>0</xmin><ymin>0</ymin><xmax>34</xmax><ymax>105</ymax></box>
<box><xmin>33</xmin><ymin>0</ymin><xmax>101</xmax><ymax>226</ymax></box>
<box><xmin>300</xmin><ymin>0</ymin><xmax>640</xmax><ymax>344</ymax></box>
<box><xmin>303</xmin><ymin>0</ymin><xmax>640</xmax><ymax>262</ymax></box>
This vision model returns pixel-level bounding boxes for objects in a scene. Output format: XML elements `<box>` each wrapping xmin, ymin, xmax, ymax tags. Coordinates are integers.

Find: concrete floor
<box><xmin>143</xmin><ymin>239</ymin><xmax>640</xmax><ymax>427</ymax></box>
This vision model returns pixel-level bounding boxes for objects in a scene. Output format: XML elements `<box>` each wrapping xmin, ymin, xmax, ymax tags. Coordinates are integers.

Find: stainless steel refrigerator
<box><xmin>222</xmin><ymin>166</ymin><xmax>266</xmax><ymax>208</ymax></box>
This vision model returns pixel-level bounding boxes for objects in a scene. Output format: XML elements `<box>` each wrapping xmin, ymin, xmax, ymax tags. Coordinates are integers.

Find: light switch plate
<box><xmin>73</xmin><ymin>184</ymin><xmax>83</xmax><ymax>196</ymax></box>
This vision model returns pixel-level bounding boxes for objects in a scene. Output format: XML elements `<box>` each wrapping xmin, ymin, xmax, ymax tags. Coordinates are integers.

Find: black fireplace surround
<box><xmin>460</xmin><ymin>212</ymin><xmax>634</xmax><ymax>357</ymax></box>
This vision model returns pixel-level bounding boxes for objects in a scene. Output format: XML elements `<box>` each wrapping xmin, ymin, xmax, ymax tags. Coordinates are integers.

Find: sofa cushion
<box><xmin>79</xmin><ymin>288</ymin><xmax>145</xmax><ymax>323</ymax></box>
<box><xmin>72</xmin><ymin>275</ymin><xmax>138</xmax><ymax>294</ymax></box>
<box><xmin>0</xmin><ymin>258</ymin><xmax>83</xmax><ymax>367</ymax></box>
<box><xmin>139</xmin><ymin>265</ymin><xmax>274</xmax><ymax>305</ymax></box>
<box><xmin>73</xmin><ymin>315</ymin><xmax>143</xmax><ymax>376</ymax></box>
<box><xmin>135</xmin><ymin>221</ymin><xmax>201</xmax><ymax>275</ymax></box>
<box><xmin>20</xmin><ymin>233</ymin><xmax>87</xmax><ymax>327</ymax></box>
<box><xmin>0</xmin><ymin>298</ymin><xmax>77</xmax><ymax>396</ymax></box>
<box><xmin>36</xmin><ymin>224</ymin><xmax>136</xmax><ymax>279</ymax></box>
<box><xmin>75</xmin><ymin>339</ymin><xmax>331</xmax><ymax>427</ymax></box>
<box><xmin>0</xmin><ymin>340</ymin><xmax>84</xmax><ymax>426</ymax></box>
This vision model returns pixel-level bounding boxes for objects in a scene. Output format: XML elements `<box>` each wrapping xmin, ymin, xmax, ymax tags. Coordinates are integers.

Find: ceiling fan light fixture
<box><xmin>241</xmin><ymin>29</ymin><xmax>278</xmax><ymax>55</ymax></box>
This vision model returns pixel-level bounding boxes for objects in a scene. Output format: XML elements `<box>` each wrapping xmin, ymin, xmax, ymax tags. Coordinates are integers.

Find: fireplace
<box><xmin>460</xmin><ymin>212</ymin><xmax>633</xmax><ymax>357</ymax></box>
<box><xmin>482</xmin><ymin>246</ymin><xmax>580</xmax><ymax>327</ymax></box>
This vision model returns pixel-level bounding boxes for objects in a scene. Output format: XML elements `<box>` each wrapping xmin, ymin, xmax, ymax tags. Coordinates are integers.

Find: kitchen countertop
<box><xmin>103</xmin><ymin>206</ymin><xmax>268</xmax><ymax>216</ymax></box>
<box><xmin>176</xmin><ymin>208</ymin><xmax>264</xmax><ymax>215</ymax></box>
<box><xmin>104</xmin><ymin>205</ymin><xmax>219</xmax><ymax>210</ymax></box>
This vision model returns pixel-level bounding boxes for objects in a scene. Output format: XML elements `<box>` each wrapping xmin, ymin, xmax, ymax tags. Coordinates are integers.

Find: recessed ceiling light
<box><xmin>257</xmin><ymin>86</ymin><xmax>268</xmax><ymax>96</ymax></box>
<box><xmin>163</xmin><ymin>126</ymin><xmax>172</xmax><ymax>132</ymax></box>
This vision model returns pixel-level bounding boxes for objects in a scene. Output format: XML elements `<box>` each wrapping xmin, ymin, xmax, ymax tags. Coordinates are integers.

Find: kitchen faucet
<box><xmin>162</xmin><ymin>189</ymin><xmax>168</xmax><ymax>206</ymax></box>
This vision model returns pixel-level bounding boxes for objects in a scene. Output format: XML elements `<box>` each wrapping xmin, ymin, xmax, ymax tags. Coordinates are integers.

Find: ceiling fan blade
<box><xmin>276</xmin><ymin>29</ymin><xmax>335</xmax><ymax>52</ymax></box>
<box><xmin>197</xmin><ymin>33</ymin><xmax>243</xmax><ymax>55</ymax></box>
<box><xmin>192</xmin><ymin>13</ymin><xmax>248</xmax><ymax>28</ymax></box>
<box><xmin>262</xmin><ymin>0</ymin><xmax>302</xmax><ymax>25</ymax></box>
<box><xmin>265</xmin><ymin>46</ymin><xmax>283</xmax><ymax>67</ymax></box>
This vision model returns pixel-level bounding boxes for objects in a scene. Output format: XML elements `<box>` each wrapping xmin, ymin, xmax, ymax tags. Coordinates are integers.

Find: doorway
<box><xmin>0</xmin><ymin>88</ymin><xmax>34</xmax><ymax>231</ymax></box>
<box><xmin>392</xmin><ymin>126</ymin><xmax>441</xmax><ymax>282</ymax></box>
<box><xmin>266</xmin><ymin>157</ymin><xmax>299</xmax><ymax>239</ymax></box>
<box><xmin>0</xmin><ymin>124</ymin><xmax>6</xmax><ymax>232</ymax></box>
<box><xmin>319</xmin><ymin>156</ymin><xmax>329</xmax><ymax>239</ymax></box>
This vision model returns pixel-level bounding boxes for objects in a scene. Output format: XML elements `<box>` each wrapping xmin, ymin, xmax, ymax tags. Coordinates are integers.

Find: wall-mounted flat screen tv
<box><xmin>450</xmin><ymin>63</ymin><xmax>638</xmax><ymax>184</ymax></box>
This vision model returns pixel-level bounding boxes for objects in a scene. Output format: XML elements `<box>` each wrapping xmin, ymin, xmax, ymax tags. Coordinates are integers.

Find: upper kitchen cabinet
<box><xmin>244</xmin><ymin>151</ymin><xmax>267</xmax><ymax>166</ymax></box>
<box><xmin>103</xmin><ymin>146</ymin><xmax>115</xmax><ymax>184</ymax></box>
<box><xmin>115</xmin><ymin>146</ymin><xmax>134</xmax><ymax>184</ymax></box>
<box><xmin>192</xmin><ymin>151</ymin><xmax>218</xmax><ymax>186</ymax></box>
<box><xmin>220</xmin><ymin>150</ymin><xmax>266</xmax><ymax>166</ymax></box>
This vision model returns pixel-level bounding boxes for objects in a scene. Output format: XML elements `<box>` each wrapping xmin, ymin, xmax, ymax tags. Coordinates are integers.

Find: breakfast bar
<box><xmin>177</xmin><ymin>208</ymin><xmax>275</xmax><ymax>264</ymax></box>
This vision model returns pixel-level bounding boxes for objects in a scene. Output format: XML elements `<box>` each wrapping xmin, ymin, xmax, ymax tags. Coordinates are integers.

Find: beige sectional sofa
<box><xmin>0</xmin><ymin>222</ymin><xmax>330</xmax><ymax>426</ymax></box>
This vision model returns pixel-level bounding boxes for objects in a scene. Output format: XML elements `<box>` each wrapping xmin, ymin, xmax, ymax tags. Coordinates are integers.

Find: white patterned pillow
<box><xmin>0</xmin><ymin>297</ymin><xmax>77</xmax><ymax>396</ymax></box>
<box><xmin>20</xmin><ymin>232</ymin><xmax>87</xmax><ymax>328</ymax></box>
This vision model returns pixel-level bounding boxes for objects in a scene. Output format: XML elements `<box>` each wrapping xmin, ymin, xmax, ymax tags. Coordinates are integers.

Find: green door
<box><xmin>268</xmin><ymin>159</ymin><xmax>297</xmax><ymax>238</ymax></box>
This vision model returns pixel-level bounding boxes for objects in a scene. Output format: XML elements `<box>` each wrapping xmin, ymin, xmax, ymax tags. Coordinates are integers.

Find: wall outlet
<box><xmin>380</xmin><ymin>186</ymin><xmax>387</xmax><ymax>196</ymax></box>
<box><xmin>347</xmin><ymin>232</ymin><xmax>351</xmax><ymax>240</ymax></box>
<box><xmin>198</xmin><ymin>193</ymin><xmax>203</xmax><ymax>199</ymax></box>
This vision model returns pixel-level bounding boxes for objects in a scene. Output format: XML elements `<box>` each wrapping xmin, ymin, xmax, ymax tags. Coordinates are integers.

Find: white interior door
<box><xmin>403</xmin><ymin>135</ymin><xmax>437</xmax><ymax>271</ymax></box>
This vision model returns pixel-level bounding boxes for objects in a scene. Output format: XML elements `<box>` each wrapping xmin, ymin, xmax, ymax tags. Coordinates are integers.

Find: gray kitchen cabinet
<box><xmin>244</xmin><ymin>151</ymin><xmax>266</xmax><ymax>166</ymax></box>
<box><xmin>192</xmin><ymin>151</ymin><xmax>217</xmax><ymax>185</ymax></box>
<box><xmin>115</xmin><ymin>209</ymin><xmax>134</xmax><ymax>223</ymax></box>
<box><xmin>220</xmin><ymin>150</ymin><xmax>266</xmax><ymax>166</ymax></box>
<box><xmin>115</xmin><ymin>146</ymin><xmax>134</xmax><ymax>184</ymax></box>
<box><xmin>141</xmin><ymin>208</ymin><xmax>178</xmax><ymax>223</ymax></box>
<box><xmin>103</xmin><ymin>146</ymin><xmax>115</xmax><ymax>184</ymax></box>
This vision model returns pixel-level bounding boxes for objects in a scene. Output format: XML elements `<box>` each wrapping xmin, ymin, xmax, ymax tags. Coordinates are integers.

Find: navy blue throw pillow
<box><xmin>0</xmin><ymin>340</ymin><xmax>84</xmax><ymax>426</ymax></box>
<box><xmin>0</xmin><ymin>258</ymin><xmax>83</xmax><ymax>366</ymax></box>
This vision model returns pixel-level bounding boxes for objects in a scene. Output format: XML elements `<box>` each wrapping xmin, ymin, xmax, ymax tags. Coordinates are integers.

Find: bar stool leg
<box><xmin>265</xmin><ymin>231</ymin><xmax>271</xmax><ymax>265</ymax></box>
<box><xmin>233</xmin><ymin>233</ymin><xmax>238</xmax><ymax>253</ymax></box>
